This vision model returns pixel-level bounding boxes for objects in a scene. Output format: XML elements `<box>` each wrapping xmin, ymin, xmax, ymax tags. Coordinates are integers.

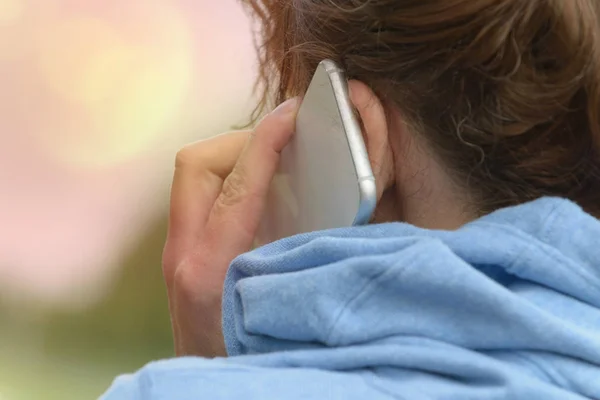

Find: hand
<box><xmin>162</xmin><ymin>98</ymin><xmax>300</xmax><ymax>357</ymax></box>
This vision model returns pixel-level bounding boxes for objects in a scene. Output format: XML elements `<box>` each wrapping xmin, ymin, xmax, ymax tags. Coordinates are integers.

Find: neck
<box><xmin>391</xmin><ymin>127</ymin><xmax>477</xmax><ymax>231</ymax></box>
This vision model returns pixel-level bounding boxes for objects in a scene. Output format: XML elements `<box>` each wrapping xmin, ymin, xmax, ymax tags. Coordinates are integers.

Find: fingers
<box><xmin>207</xmin><ymin>97</ymin><xmax>300</xmax><ymax>253</ymax></box>
<box><xmin>164</xmin><ymin>131</ymin><xmax>249</xmax><ymax>281</ymax></box>
<box><xmin>163</xmin><ymin>97</ymin><xmax>299</xmax><ymax>358</ymax></box>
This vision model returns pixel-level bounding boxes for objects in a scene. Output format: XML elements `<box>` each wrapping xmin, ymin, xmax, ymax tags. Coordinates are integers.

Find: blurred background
<box><xmin>0</xmin><ymin>0</ymin><xmax>258</xmax><ymax>398</ymax></box>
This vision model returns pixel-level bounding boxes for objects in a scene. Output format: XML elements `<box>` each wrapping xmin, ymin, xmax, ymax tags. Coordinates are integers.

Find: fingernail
<box><xmin>271</xmin><ymin>97</ymin><xmax>299</xmax><ymax>116</ymax></box>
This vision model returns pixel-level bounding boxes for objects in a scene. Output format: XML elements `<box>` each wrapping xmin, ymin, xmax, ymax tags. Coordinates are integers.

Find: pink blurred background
<box><xmin>0</xmin><ymin>1</ymin><xmax>258</xmax><ymax>398</ymax></box>
<box><xmin>0</xmin><ymin>0</ymin><xmax>255</xmax><ymax>305</ymax></box>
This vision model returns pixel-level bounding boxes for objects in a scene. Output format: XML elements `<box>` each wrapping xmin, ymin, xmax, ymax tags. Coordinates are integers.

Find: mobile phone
<box><xmin>256</xmin><ymin>59</ymin><xmax>376</xmax><ymax>245</ymax></box>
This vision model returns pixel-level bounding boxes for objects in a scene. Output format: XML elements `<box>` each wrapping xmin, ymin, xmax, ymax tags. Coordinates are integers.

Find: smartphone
<box><xmin>256</xmin><ymin>59</ymin><xmax>376</xmax><ymax>245</ymax></box>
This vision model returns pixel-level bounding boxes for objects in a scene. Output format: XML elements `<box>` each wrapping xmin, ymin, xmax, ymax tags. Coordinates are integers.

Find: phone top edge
<box><xmin>319</xmin><ymin>59</ymin><xmax>344</xmax><ymax>74</ymax></box>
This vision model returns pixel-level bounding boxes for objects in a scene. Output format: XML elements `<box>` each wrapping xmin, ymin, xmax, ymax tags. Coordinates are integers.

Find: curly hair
<box><xmin>241</xmin><ymin>0</ymin><xmax>600</xmax><ymax>217</ymax></box>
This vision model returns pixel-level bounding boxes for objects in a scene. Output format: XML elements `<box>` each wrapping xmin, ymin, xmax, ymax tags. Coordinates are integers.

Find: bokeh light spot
<box><xmin>36</xmin><ymin>7</ymin><xmax>193</xmax><ymax>168</ymax></box>
<box><xmin>38</xmin><ymin>17</ymin><xmax>131</xmax><ymax>107</ymax></box>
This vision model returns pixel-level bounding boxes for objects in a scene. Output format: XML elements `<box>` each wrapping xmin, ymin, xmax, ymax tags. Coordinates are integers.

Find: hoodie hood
<box><xmin>222</xmin><ymin>197</ymin><xmax>600</xmax><ymax>398</ymax></box>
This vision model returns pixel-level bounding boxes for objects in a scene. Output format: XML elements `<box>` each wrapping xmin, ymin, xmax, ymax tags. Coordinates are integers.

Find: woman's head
<box><xmin>242</xmin><ymin>0</ymin><xmax>600</xmax><ymax>221</ymax></box>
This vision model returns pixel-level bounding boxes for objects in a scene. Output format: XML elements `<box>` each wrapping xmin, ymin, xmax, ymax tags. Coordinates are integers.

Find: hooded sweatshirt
<box><xmin>101</xmin><ymin>197</ymin><xmax>600</xmax><ymax>400</ymax></box>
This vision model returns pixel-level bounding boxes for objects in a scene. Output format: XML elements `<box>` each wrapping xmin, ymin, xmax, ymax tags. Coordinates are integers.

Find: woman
<box><xmin>103</xmin><ymin>0</ymin><xmax>600</xmax><ymax>398</ymax></box>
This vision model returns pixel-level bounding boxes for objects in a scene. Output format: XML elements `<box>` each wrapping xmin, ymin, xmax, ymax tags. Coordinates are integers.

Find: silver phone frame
<box><xmin>319</xmin><ymin>59</ymin><xmax>377</xmax><ymax>225</ymax></box>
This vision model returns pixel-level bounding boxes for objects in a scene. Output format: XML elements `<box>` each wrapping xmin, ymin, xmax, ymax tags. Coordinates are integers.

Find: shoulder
<box><xmin>100</xmin><ymin>357</ymin><xmax>381</xmax><ymax>400</ymax></box>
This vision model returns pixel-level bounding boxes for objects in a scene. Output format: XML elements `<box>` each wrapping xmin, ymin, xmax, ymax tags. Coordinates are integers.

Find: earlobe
<box><xmin>348</xmin><ymin>80</ymin><xmax>395</xmax><ymax>201</ymax></box>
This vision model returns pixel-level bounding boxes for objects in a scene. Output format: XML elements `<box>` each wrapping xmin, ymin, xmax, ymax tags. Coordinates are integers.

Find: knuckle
<box><xmin>162</xmin><ymin>241</ymin><xmax>177</xmax><ymax>274</ymax></box>
<box><xmin>175</xmin><ymin>143</ymin><xmax>202</xmax><ymax>169</ymax></box>
<box><xmin>162</xmin><ymin>244</ymin><xmax>185</xmax><ymax>289</ymax></box>
<box><xmin>216</xmin><ymin>170</ymin><xmax>247</xmax><ymax>209</ymax></box>
<box><xmin>172</xmin><ymin>262</ymin><xmax>198</xmax><ymax>296</ymax></box>
<box><xmin>171</xmin><ymin>253</ymin><xmax>223</xmax><ymax>304</ymax></box>
<box><xmin>161</xmin><ymin>245</ymin><xmax>175</xmax><ymax>274</ymax></box>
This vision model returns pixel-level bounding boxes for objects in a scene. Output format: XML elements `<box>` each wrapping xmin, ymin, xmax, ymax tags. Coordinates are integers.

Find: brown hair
<box><xmin>241</xmin><ymin>0</ymin><xmax>600</xmax><ymax>217</ymax></box>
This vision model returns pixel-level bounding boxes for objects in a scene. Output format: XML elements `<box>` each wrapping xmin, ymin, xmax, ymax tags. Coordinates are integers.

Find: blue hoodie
<box><xmin>101</xmin><ymin>197</ymin><xmax>600</xmax><ymax>399</ymax></box>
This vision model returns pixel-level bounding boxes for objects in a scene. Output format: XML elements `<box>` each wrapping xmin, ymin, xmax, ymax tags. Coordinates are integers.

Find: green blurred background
<box><xmin>0</xmin><ymin>1</ymin><xmax>257</xmax><ymax>398</ymax></box>
<box><xmin>0</xmin><ymin>219</ymin><xmax>172</xmax><ymax>399</ymax></box>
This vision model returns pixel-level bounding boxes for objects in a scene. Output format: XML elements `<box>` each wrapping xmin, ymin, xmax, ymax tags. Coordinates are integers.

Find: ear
<box><xmin>348</xmin><ymin>80</ymin><xmax>395</xmax><ymax>201</ymax></box>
